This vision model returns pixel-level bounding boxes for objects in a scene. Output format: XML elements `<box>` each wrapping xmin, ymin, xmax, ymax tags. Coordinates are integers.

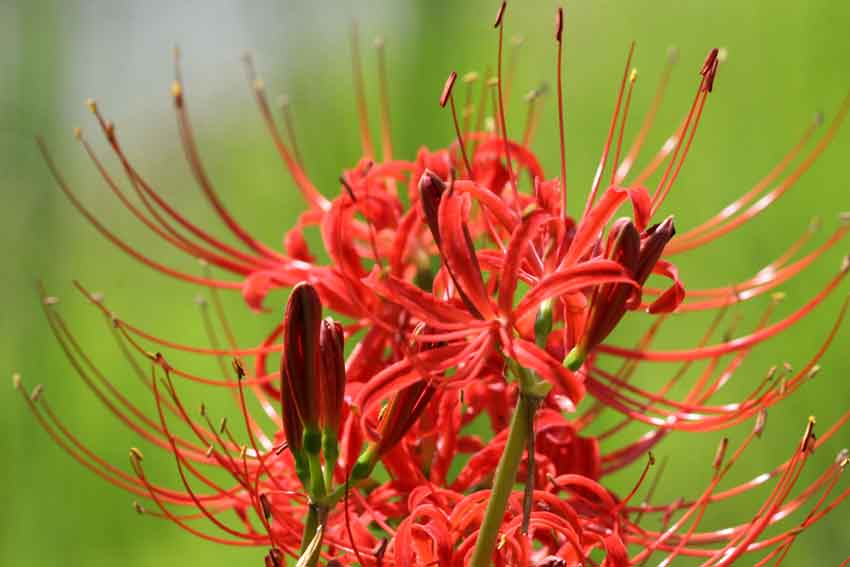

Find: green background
<box><xmin>2</xmin><ymin>0</ymin><xmax>849</xmax><ymax>565</ymax></box>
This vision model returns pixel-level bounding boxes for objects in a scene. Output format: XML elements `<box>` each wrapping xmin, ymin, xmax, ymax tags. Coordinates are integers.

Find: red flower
<box><xmin>23</xmin><ymin>4</ymin><xmax>850</xmax><ymax>566</ymax></box>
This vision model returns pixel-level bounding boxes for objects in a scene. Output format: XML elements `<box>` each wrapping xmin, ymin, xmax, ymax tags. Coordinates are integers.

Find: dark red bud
<box><xmin>633</xmin><ymin>216</ymin><xmax>675</xmax><ymax>285</ymax></box>
<box><xmin>419</xmin><ymin>169</ymin><xmax>446</xmax><ymax>247</ymax></box>
<box><xmin>319</xmin><ymin>317</ymin><xmax>346</xmax><ymax>435</ymax></box>
<box><xmin>375</xmin><ymin>380</ymin><xmax>436</xmax><ymax>457</ymax></box>
<box><xmin>282</xmin><ymin>282</ymin><xmax>322</xmax><ymax>433</ymax></box>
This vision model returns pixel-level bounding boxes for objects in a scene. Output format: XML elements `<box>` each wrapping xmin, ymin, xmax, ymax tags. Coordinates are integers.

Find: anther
<box><xmin>130</xmin><ymin>447</ymin><xmax>145</xmax><ymax>463</ymax></box>
<box><xmin>205</xmin><ymin>445</ymin><xmax>214</xmax><ymax>458</ymax></box>
<box><xmin>700</xmin><ymin>48</ymin><xmax>720</xmax><ymax>93</ymax></box>
<box><xmin>73</xmin><ymin>127</ymin><xmax>82</xmax><ymax>140</ymax></box>
<box><xmin>171</xmin><ymin>80</ymin><xmax>183</xmax><ymax>107</ymax></box>
<box><xmin>85</xmin><ymin>98</ymin><xmax>97</xmax><ymax>113</ymax></box>
<box><xmin>837</xmin><ymin>449</ymin><xmax>849</xmax><ymax>469</ymax></box>
<box><xmin>700</xmin><ymin>48</ymin><xmax>719</xmax><ymax>77</ymax></box>
<box><xmin>30</xmin><ymin>384</ymin><xmax>44</xmax><ymax>403</ymax></box>
<box><xmin>232</xmin><ymin>358</ymin><xmax>246</xmax><ymax>379</ymax></box>
<box><xmin>801</xmin><ymin>416</ymin><xmax>816</xmax><ymax>453</ymax></box>
<box><xmin>219</xmin><ymin>417</ymin><xmax>228</xmax><ymax>434</ymax></box>
<box><xmin>463</xmin><ymin>72</ymin><xmax>479</xmax><ymax>84</ymax></box>
<box><xmin>754</xmin><ymin>410</ymin><xmax>767</xmax><ymax>437</ymax></box>
<box><xmin>12</xmin><ymin>373</ymin><xmax>21</xmax><ymax>390</ymax></box>
<box><xmin>440</xmin><ymin>71</ymin><xmax>458</xmax><ymax>108</ymax></box>
<box><xmin>260</xmin><ymin>492</ymin><xmax>273</xmax><ymax>519</ymax></box>
<box><xmin>494</xmin><ymin>1</ymin><xmax>507</xmax><ymax>28</ymax></box>
<box><xmin>713</xmin><ymin>436</ymin><xmax>729</xmax><ymax>470</ymax></box>
<box><xmin>667</xmin><ymin>46</ymin><xmax>679</xmax><ymax>64</ymax></box>
<box><xmin>838</xmin><ymin>211</ymin><xmax>850</xmax><ymax>225</ymax></box>
<box><xmin>807</xmin><ymin>365</ymin><xmax>821</xmax><ymax>380</ymax></box>
<box><xmin>43</xmin><ymin>295</ymin><xmax>59</xmax><ymax>306</ymax></box>
<box><xmin>840</xmin><ymin>254</ymin><xmax>850</xmax><ymax>274</ymax></box>
<box><xmin>200</xmin><ymin>402</ymin><xmax>207</xmax><ymax>417</ymax></box>
<box><xmin>133</xmin><ymin>501</ymin><xmax>146</xmax><ymax>515</ymax></box>
<box><xmin>555</xmin><ymin>7</ymin><xmax>564</xmax><ymax>41</ymax></box>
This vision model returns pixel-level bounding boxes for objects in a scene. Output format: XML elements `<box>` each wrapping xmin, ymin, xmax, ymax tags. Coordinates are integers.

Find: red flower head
<box><xmin>23</xmin><ymin>3</ymin><xmax>850</xmax><ymax>566</ymax></box>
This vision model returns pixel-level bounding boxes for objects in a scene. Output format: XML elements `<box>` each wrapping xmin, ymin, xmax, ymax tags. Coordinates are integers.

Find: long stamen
<box><xmin>555</xmin><ymin>6</ymin><xmax>568</xmax><ymax>219</ymax></box>
<box><xmin>616</xmin><ymin>47</ymin><xmax>678</xmax><ymax>183</ymax></box>
<box><xmin>521</xmin><ymin>85</ymin><xmax>547</xmax><ymax>147</ymax></box>
<box><xmin>611</xmin><ymin>68</ymin><xmax>638</xmax><ymax>186</ymax></box>
<box><xmin>350</xmin><ymin>20</ymin><xmax>374</xmax><ymax>159</ymax></box>
<box><xmin>585</xmin><ymin>41</ymin><xmax>636</xmax><ymax>216</ymax></box>
<box><xmin>276</xmin><ymin>94</ymin><xmax>305</xmax><ymax>168</ymax></box>
<box><xmin>504</xmin><ymin>34</ymin><xmax>524</xmax><ymax>105</ymax></box>
<box><xmin>37</xmin><ymin>138</ymin><xmax>239</xmax><ymax>289</ymax></box>
<box><xmin>650</xmin><ymin>48</ymin><xmax>720</xmax><ymax>214</ymax></box>
<box><xmin>374</xmin><ymin>37</ymin><xmax>393</xmax><ymax>162</ymax></box>
<box><xmin>493</xmin><ymin>1</ymin><xmax>519</xmax><ymax>206</ymax></box>
<box><xmin>440</xmin><ymin>72</ymin><xmax>474</xmax><ymax>177</ymax></box>
<box><xmin>462</xmin><ymin>72</ymin><xmax>480</xmax><ymax>137</ymax></box>
<box><xmin>242</xmin><ymin>52</ymin><xmax>328</xmax><ymax>211</ymax></box>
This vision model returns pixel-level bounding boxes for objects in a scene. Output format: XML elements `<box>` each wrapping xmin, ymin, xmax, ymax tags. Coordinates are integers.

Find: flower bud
<box><xmin>319</xmin><ymin>317</ymin><xmax>346</xmax><ymax>437</ymax></box>
<box><xmin>566</xmin><ymin>217</ymin><xmax>677</xmax><ymax>370</ymax></box>
<box><xmin>282</xmin><ymin>282</ymin><xmax>323</xmax><ymax>455</ymax></box>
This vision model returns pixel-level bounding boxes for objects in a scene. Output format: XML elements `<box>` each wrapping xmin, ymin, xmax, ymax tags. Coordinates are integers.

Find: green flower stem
<box><xmin>469</xmin><ymin>391</ymin><xmax>532</xmax><ymax>567</ymax></box>
<box><xmin>319</xmin><ymin>443</ymin><xmax>378</xmax><ymax>507</ymax></box>
<box><xmin>298</xmin><ymin>449</ymin><xmax>327</xmax><ymax>561</ymax></box>
<box><xmin>321</xmin><ymin>430</ymin><xmax>338</xmax><ymax>492</ymax></box>
<box><xmin>298</xmin><ymin>503</ymin><xmax>327</xmax><ymax>567</ymax></box>
<box><xmin>307</xmin><ymin>450</ymin><xmax>326</xmax><ymax>499</ymax></box>
<box><xmin>299</xmin><ymin>503</ymin><xmax>320</xmax><ymax>555</ymax></box>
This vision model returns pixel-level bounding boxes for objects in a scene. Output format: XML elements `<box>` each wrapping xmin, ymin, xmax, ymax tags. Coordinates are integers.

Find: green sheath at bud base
<box><xmin>564</xmin><ymin>345</ymin><xmax>586</xmax><ymax>371</ymax></box>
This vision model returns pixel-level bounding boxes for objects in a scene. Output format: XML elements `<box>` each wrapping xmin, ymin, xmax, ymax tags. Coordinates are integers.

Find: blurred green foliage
<box><xmin>2</xmin><ymin>0</ymin><xmax>849</xmax><ymax>565</ymax></box>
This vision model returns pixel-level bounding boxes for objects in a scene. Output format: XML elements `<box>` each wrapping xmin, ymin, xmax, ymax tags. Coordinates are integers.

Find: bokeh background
<box><xmin>2</xmin><ymin>0</ymin><xmax>849</xmax><ymax>565</ymax></box>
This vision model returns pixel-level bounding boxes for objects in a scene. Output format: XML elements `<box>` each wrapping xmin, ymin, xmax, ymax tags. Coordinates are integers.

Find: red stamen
<box><xmin>555</xmin><ymin>6</ymin><xmax>568</xmax><ymax>218</ymax></box>
<box><xmin>350</xmin><ymin>20</ymin><xmax>375</xmax><ymax>159</ymax></box>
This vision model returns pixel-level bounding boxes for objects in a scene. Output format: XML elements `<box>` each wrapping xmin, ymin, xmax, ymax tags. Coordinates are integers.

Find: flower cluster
<box><xmin>19</xmin><ymin>3</ymin><xmax>850</xmax><ymax>566</ymax></box>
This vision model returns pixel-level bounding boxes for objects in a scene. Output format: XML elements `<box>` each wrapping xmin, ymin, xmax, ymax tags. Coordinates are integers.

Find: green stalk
<box><xmin>469</xmin><ymin>393</ymin><xmax>532</xmax><ymax>567</ymax></box>
<box><xmin>299</xmin><ymin>445</ymin><xmax>327</xmax><ymax>563</ymax></box>
<box><xmin>299</xmin><ymin>504</ymin><xmax>320</xmax><ymax>555</ymax></box>
<box><xmin>307</xmin><ymin>451</ymin><xmax>326</xmax><ymax>499</ymax></box>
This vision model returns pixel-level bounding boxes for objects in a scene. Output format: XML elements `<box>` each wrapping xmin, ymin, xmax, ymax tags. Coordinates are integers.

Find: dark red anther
<box><xmin>494</xmin><ymin>1</ymin><xmax>507</xmax><ymax>28</ymax></box>
<box><xmin>700</xmin><ymin>47</ymin><xmax>720</xmax><ymax>93</ymax></box>
<box><xmin>440</xmin><ymin>71</ymin><xmax>458</xmax><ymax>108</ymax></box>
<box><xmin>555</xmin><ymin>7</ymin><xmax>564</xmax><ymax>42</ymax></box>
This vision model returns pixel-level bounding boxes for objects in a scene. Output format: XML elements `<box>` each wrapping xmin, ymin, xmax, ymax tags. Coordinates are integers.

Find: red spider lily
<box><xmin>22</xmin><ymin>3</ymin><xmax>850</xmax><ymax>566</ymax></box>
